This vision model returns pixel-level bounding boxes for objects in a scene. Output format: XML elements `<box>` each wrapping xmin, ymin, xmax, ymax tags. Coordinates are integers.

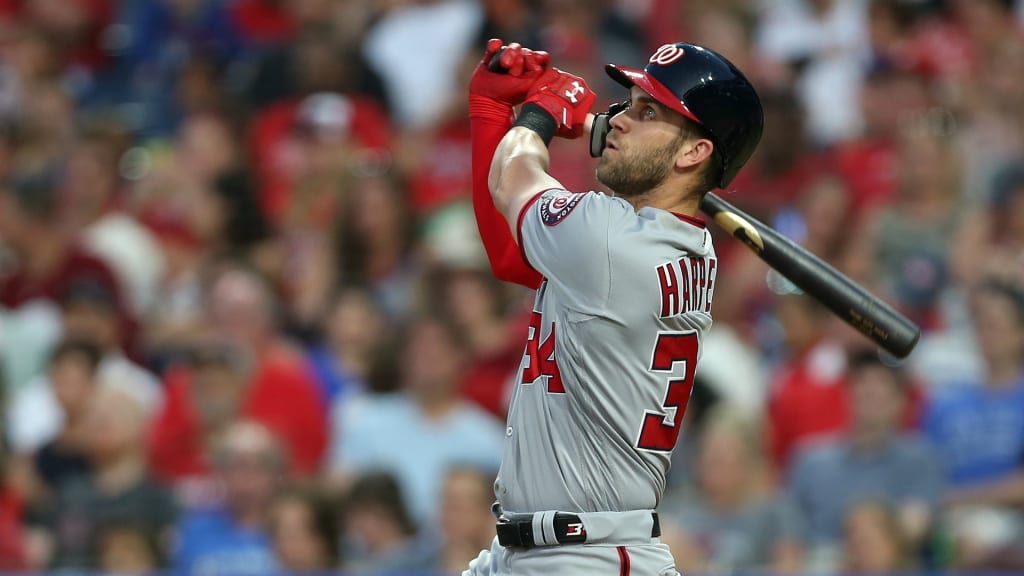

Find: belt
<box><xmin>493</xmin><ymin>504</ymin><xmax>661</xmax><ymax>549</ymax></box>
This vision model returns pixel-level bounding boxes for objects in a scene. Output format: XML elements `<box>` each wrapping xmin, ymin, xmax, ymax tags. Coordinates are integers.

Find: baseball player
<box><xmin>465</xmin><ymin>39</ymin><xmax>763</xmax><ymax>575</ymax></box>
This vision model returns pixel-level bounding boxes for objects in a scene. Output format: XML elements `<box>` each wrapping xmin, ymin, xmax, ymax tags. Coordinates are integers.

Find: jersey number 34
<box><xmin>521</xmin><ymin>313</ymin><xmax>698</xmax><ymax>453</ymax></box>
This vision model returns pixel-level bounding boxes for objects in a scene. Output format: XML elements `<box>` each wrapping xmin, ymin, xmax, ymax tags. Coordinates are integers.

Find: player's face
<box><xmin>595</xmin><ymin>88</ymin><xmax>686</xmax><ymax>198</ymax></box>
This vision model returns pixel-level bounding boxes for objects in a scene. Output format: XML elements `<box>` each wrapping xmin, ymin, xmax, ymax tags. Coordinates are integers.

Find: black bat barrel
<box><xmin>700</xmin><ymin>192</ymin><xmax>921</xmax><ymax>359</ymax></box>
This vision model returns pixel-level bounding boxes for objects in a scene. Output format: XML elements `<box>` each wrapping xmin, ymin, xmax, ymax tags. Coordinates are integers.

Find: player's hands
<box><xmin>469</xmin><ymin>38</ymin><xmax>550</xmax><ymax>106</ymax></box>
<box><xmin>523</xmin><ymin>67</ymin><xmax>597</xmax><ymax>139</ymax></box>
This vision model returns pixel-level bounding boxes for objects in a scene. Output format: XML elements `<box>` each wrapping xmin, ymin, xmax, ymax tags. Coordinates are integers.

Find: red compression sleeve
<box><xmin>469</xmin><ymin>95</ymin><xmax>543</xmax><ymax>288</ymax></box>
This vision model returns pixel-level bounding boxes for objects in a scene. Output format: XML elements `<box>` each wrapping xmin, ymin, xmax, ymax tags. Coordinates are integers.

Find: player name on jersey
<box><xmin>655</xmin><ymin>256</ymin><xmax>717</xmax><ymax>318</ymax></box>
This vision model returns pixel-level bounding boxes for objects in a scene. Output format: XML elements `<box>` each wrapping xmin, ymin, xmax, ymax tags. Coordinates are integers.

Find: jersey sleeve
<box><xmin>517</xmin><ymin>188</ymin><xmax>633</xmax><ymax>305</ymax></box>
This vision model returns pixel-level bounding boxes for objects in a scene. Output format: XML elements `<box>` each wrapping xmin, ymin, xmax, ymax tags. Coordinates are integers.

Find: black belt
<box><xmin>494</xmin><ymin>508</ymin><xmax>661</xmax><ymax>549</ymax></box>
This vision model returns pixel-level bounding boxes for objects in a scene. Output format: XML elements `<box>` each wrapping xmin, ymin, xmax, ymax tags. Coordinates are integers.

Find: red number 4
<box><xmin>521</xmin><ymin>311</ymin><xmax>565</xmax><ymax>393</ymax></box>
<box><xmin>636</xmin><ymin>332</ymin><xmax>699</xmax><ymax>452</ymax></box>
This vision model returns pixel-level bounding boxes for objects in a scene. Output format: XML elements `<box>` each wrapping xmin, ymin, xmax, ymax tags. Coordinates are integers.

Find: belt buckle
<box><xmin>495</xmin><ymin>516</ymin><xmax>534</xmax><ymax>549</ymax></box>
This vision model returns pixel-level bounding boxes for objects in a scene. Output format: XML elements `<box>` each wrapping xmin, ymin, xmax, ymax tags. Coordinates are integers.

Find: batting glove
<box><xmin>523</xmin><ymin>67</ymin><xmax>597</xmax><ymax>139</ymax></box>
<box><xmin>469</xmin><ymin>38</ymin><xmax>550</xmax><ymax>106</ymax></box>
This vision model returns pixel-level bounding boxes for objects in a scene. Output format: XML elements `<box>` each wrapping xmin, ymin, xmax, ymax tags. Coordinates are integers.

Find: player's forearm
<box><xmin>490</xmin><ymin>126</ymin><xmax>557</xmax><ymax>230</ymax></box>
<box><xmin>469</xmin><ymin>97</ymin><xmax>543</xmax><ymax>287</ymax></box>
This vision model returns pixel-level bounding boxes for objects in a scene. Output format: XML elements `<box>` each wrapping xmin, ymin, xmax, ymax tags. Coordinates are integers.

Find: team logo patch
<box><xmin>539</xmin><ymin>191</ymin><xmax>585</xmax><ymax>226</ymax></box>
<box><xmin>649</xmin><ymin>44</ymin><xmax>685</xmax><ymax>66</ymax></box>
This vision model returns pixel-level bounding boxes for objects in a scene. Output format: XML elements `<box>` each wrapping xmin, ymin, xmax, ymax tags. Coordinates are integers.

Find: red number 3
<box><xmin>636</xmin><ymin>332</ymin><xmax>699</xmax><ymax>452</ymax></box>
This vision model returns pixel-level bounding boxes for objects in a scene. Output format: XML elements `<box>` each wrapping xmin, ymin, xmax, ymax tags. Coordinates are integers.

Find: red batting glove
<box><xmin>469</xmin><ymin>38</ymin><xmax>550</xmax><ymax>106</ymax></box>
<box><xmin>523</xmin><ymin>67</ymin><xmax>597</xmax><ymax>139</ymax></box>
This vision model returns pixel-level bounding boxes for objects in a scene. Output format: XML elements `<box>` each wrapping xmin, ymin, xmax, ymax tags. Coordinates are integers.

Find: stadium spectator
<box><xmin>7</xmin><ymin>279</ymin><xmax>162</xmax><ymax>457</ymax></box>
<box><xmin>431</xmin><ymin>465</ymin><xmax>499</xmax><ymax>573</ymax></box>
<box><xmin>58</xmin><ymin>278</ymin><xmax>161</xmax><ymax>406</ymax></box>
<box><xmin>328</xmin><ymin>314</ymin><xmax>504</xmax><ymax>524</ymax></box>
<box><xmin>425</xmin><ymin>264</ymin><xmax>524</xmax><ymax>420</ymax></box>
<box><xmin>306</xmin><ymin>284</ymin><xmax>389</xmax><ymax>406</ymax></box>
<box><xmin>0</xmin><ymin>167</ymin><xmax>128</xmax><ymax>398</ymax></box>
<box><xmin>924</xmin><ymin>280</ymin><xmax>1024</xmax><ymax>486</ymax></box>
<box><xmin>14</xmin><ymin>80</ymin><xmax>78</xmax><ymax>170</ymax></box>
<box><xmin>845</xmin><ymin>121</ymin><xmax>965</xmax><ymax>333</ymax></box>
<box><xmin>32</xmin><ymin>387</ymin><xmax>176</xmax><ymax>569</ymax></box>
<box><xmin>713</xmin><ymin>172</ymin><xmax>854</xmax><ymax>344</ymax></box>
<box><xmin>340</xmin><ymin>471</ymin><xmax>427</xmax><ymax>573</ymax></box>
<box><xmin>661</xmin><ymin>406</ymin><xmax>803</xmax><ymax>574</ymax></box>
<box><xmin>831</xmin><ymin>64</ymin><xmax>929</xmax><ymax>214</ymax></box>
<box><xmin>20</xmin><ymin>340</ymin><xmax>103</xmax><ymax>499</ymax></box>
<box><xmin>150</xmin><ymin>264</ymin><xmax>328</xmax><ymax>478</ymax></box>
<box><xmin>764</xmin><ymin>293</ymin><xmax>850</xmax><ymax>471</ymax></box>
<box><xmin>64</xmin><ymin>126</ymin><xmax>166</xmax><ymax>318</ymax></box>
<box><xmin>401</xmin><ymin>49</ymin><xmax>477</xmax><ymax>217</ymax></box>
<box><xmin>335</xmin><ymin>170</ymin><xmax>420</xmax><ymax>319</ymax></box>
<box><xmin>147</xmin><ymin>341</ymin><xmax>250</xmax><ymax>506</ymax></box>
<box><xmin>247</xmin><ymin>26</ymin><xmax>392</xmax><ymax>225</ymax></box>
<box><xmin>955</xmin><ymin>162</ymin><xmax>1024</xmax><ymax>290</ymax></box>
<box><xmin>138</xmin><ymin>113</ymin><xmax>274</xmax><ymax>364</ymax></box>
<box><xmin>172</xmin><ymin>420</ymin><xmax>284</xmax><ymax>576</ymax></box>
<box><xmin>788</xmin><ymin>350</ymin><xmax>942</xmax><ymax>571</ymax></box>
<box><xmin>172</xmin><ymin>116</ymin><xmax>278</xmax><ymax>279</ymax></box>
<box><xmin>202</xmin><ymin>169</ymin><xmax>280</xmax><ymax>280</ymax></box>
<box><xmin>269</xmin><ymin>487</ymin><xmax>341</xmax><ymax>573</ymax></box>
<box><xmin>725</xmin><ymin>87</ymin><xmax>825</xmax><ymax>224</ymax></box>
<box><xmin>924</xmin><ymin>280</ymin><xmax>1024</xmax><ymax>566</ymax></box>
<box><xmin>119</xmin><ymin>0</ymin><xmax>245</xmax><ymax>137</ymax></box>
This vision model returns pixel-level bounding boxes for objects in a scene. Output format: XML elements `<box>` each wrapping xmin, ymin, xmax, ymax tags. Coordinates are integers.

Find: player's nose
<box><xmin>609</xmin><ymin>108</ymin><xmax>629</xmax><ymax>132</ymax></box>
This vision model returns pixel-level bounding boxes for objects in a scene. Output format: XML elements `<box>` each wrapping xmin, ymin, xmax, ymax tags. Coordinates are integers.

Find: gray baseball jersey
<box><xmin>495</xmin><ymin>187</ymin><xmax>717</xmax><ymax>515</ymax></box>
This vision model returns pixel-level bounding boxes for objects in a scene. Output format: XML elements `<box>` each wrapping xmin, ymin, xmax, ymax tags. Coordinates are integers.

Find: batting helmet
<box><xmin>604</xmin><ymin>42</ymin><xmax>764</xmax><ymax>189</ymax></box>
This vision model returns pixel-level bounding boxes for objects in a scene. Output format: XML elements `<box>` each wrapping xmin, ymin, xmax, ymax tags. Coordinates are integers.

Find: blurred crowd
<box><xmin>0</xmin><ymin>0</ymin><xmax>1023</xmax><ymax>574</ymax></box>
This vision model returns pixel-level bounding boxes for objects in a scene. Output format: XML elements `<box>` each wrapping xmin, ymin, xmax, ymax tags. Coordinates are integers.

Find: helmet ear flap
<box><xmin>589</xmin><ymin>100</ymin><xmax>629</xmax><ymax>158</ymax></box>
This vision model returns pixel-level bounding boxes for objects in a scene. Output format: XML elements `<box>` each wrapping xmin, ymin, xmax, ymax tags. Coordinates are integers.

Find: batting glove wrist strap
<box><xmin>513</xmin><ymin>103</ymin><xmax>556</xmax><ymax>146</ymax></box>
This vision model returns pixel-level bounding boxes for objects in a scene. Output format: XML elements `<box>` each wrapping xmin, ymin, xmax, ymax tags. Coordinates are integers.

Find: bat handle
<box><xmin>488</xmin><ymin>49</ymin><xmax>507</xmax><ymax>73</ymax></box>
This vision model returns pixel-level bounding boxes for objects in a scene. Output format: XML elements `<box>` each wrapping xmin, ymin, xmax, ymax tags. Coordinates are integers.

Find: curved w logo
<box><xmin>650</xmin><ymin>44</ymin><xmax>685</xmax><ymax>66</ymax></box>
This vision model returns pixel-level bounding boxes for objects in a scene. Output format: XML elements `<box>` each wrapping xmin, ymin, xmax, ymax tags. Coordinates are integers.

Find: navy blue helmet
<box><xmin>603</xmin><ymin>42</ymin><xmax>764</xmax><ymax>188</ymax></box>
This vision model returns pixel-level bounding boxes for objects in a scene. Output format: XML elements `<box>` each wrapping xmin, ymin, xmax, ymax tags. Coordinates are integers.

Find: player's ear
<box><xmin>674</xmin><ymin>138</ymin><xmax>714</xmax><ymax>172</ymax></box>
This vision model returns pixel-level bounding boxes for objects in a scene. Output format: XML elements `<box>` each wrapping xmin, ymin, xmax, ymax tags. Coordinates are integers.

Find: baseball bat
<box><xmin>699</xmin><ymin>192</ymin><xmax>920</xmax><ymax>358</ymax></box>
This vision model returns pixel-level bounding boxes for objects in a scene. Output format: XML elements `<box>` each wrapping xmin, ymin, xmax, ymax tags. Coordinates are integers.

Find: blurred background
<box><xmin>0</xmin><ymin>0</ymin><xmax>1023</xmax><ymax>574</ymax></box>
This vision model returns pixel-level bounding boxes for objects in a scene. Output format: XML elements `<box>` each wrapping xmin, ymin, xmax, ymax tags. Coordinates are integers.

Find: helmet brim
<box><xmin>605</xmin><ymin>64</ymin><xmax>703</xmax><ymax>126</ymax></box>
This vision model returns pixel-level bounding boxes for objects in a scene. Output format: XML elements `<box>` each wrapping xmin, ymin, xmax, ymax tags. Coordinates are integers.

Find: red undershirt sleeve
<box><xmin>469</xmin><ymin>96</ymin><xmax>543</xmax><ymax>289</ymax></box>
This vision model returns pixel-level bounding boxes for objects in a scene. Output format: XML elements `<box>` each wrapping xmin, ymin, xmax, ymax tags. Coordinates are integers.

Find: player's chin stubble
<box><xmin>596</xmin><ymin>138</ymin><xmax>680</xmax><ymax>198</ymax></box>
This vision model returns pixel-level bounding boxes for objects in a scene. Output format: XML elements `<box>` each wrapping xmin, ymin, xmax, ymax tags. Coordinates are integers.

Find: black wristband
<box><xmin>513</xmin><ymin>103</ymin><xmax>556</xmax><ymax>146</ymax></box>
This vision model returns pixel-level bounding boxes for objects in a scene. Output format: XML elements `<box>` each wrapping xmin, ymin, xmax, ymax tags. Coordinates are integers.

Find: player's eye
<box><xmin>642</xmin><ymin>106</ymin><xmax>656</xmax><ymax>120</ymax></box>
